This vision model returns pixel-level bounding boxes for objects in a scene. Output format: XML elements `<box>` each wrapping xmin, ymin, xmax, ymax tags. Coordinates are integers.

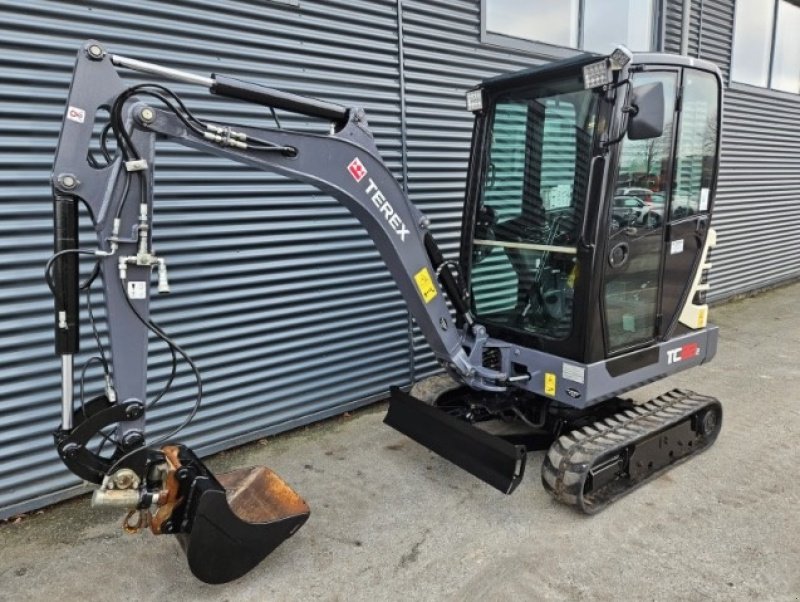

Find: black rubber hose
<box><xmin>423</xmin><ymin>231</ymin><xmax>474</xmax><ymax>326</ymax></box>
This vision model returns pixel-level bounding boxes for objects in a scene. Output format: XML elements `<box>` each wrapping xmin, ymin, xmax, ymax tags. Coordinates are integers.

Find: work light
<box><xmin>582</xmin><ymin>59</ymin><xmax>611</xmax><ymax>89</ymax></box>
<box><xmin>583</xmin><ymin>45</ymin><xmax>634</xmax><ymax>89</ymax></box>
<box><xmin>609</xmin><ymin>45</ymin><xmax>633</xmax><ymax>70</ymax></box>
<box><xmin>466</xmin><ymin>88</ymin><xmax>484</xmax><ymax>112</ymax></box>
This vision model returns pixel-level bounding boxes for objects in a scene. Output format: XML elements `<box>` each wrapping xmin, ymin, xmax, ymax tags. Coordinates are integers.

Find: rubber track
<box><xmin>541</xmin><ymin>388</ymin><xmax>722</xmax><ymax>514</ymax></box>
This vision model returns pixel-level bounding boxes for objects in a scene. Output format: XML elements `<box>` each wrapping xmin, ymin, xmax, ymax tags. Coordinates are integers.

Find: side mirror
<box><xmin>628</xmin><ymin>81</ymin><xmax>664</xmax><ymax>140</ymax></box>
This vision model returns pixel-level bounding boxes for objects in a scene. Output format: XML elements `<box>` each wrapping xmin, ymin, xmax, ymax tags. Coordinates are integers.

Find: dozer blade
<box><xmin>542</xmin><ymin>389</ymin><xmax>722</xmax><ymax>514</ymax></box>
<box><xmin>384</xmin><ymin>387</ymin><xmax>527</xmax><ymax>494</ymax></box>
<box><xmin>164</xmin><ymin>447</ymin><xmax>309</xmax><ymax>584</ymax></box>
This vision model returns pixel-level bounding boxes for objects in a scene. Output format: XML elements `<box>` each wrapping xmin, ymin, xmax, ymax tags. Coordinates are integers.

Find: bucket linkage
<box><xmin>56</xmin><ymin>395</ymin><xmax>310</xmax><ymax>585</ymax></box>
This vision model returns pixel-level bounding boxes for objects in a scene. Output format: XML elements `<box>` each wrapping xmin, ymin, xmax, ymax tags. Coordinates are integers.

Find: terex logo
<box><xmin>347</xmin><ymin>157</ymin><xmax>367</xmax><ymax>182</ymax></box>
<box><xmin>667</xmin><ymin>342</ymin><xmax>700</xmax><ymax>365</ymax></box>
<box><xmin>348</xmin><ymin>157</ymin><xmax>410</xmax><ymax>242</ymax></box>
<box><xmin>365</xmin><ymin>179</ymin><xmax>410</xmax><ymax>242</ymax></box>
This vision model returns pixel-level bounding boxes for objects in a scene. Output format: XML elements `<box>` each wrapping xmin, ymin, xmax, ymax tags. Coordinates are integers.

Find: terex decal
<box><xmin>347</xmin><ymin>157</ymin><xmax>411</xmax><ymax>242</ymax></box>
<box><xmin>348</xmin><ymin>157</ymin><xmax>410</xmax><ymax>242</ymax></box>
<box><xmin>365</xmin><ymin>179</ymin><xmax>410</xmax><ymax>241</ymax></box>
<box><xmin>667</xmin><ymin>342</ymin><xmax>700</xmax><ymax>365</ymax></box>
<box><xmin>347</xmin><ymin>157</ymin><xmax>367</xmax><ymax>182</ymax></box>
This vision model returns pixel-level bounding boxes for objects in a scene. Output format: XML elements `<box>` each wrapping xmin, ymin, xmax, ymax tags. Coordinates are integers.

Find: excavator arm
<box><xmin>48</xmin><ymin>41</ymin><xmax>509</xmax><ymax>583</ymax></box>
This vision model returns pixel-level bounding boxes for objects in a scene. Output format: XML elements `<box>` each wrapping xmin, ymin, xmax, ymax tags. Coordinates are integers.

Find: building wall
<box><xmin>664</xmin><ymin>0</ymin><xmax>800</xmax><ymax>299</ymax></box>
<box><xmin>0</xmin><ymin>0</ymin><xmax>797</xmax><ymax>517</ymax></box>
<box><xmin>0</xmin><ymin>0</ymin><xmax>410</xmax><ymax>518</ymax></box>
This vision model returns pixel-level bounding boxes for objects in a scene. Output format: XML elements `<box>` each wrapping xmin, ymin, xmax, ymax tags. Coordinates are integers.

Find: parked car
<box><xmin>616</xmin><ymin>186</ymin><xmax>658</xmax><ymax>205</ymax></box>
<box><xmin>632</xmin><ymin>195</ymin><xmax>697</xmax><ymax>228</ymax></box>
<box><xmin>611</xmin><ymin>195</ymin><xmax>646</xmax><ymax>229</ymax></box>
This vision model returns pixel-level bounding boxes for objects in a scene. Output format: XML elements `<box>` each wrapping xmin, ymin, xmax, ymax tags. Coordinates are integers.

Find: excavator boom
<box><xmin>49</xmin><ymin>40</ymin><xmax>514</xmax><ymax>583</ymax></box>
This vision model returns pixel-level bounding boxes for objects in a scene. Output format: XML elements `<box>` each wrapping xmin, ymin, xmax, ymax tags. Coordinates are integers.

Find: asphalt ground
<box><xmin>1</xmin><ymin>282</ymin><xmax>798</xmax><ymax>601</ymax></box>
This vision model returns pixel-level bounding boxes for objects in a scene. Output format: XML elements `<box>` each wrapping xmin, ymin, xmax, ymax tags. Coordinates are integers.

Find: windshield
<box><xmin>470</xmin><ymin>79</ymin><xmax>600</xmax><ymax>340</ymax></box>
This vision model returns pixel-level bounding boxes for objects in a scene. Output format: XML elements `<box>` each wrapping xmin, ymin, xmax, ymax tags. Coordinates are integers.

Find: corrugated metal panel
<box><xmin>663</xmin><ymin>0</ymin><xmax>707</xmax><ymax>61</ymax></box>
<box><xmin>0</xmin><ymin>0</ymin><xmax>409</xmax><ymax>518</ymax></box>
<box><xmin>664</xmin><ymin>0</ymin><xmax>684</xmax><ymax>54</ymax></box>
<box><xmin>687</xmin><ymin>0</ymin><xmax>702</xmax><ymax>57</ymax></box>
<box><xmin>663</xmin><ymin>0</ymin><xmax>702</xmax><ymax>56</ymax></box>
<box><xmin>679</xmin><ymin>0</ymin><xmax>800</xmax><ymax>299</ymax></box>
<box><xmin>713</xmin><ymin>87</ymin><xmax>800</xmax><ymax>298</ymax></box>
<box><xmin>695</xmin><ymin>0</ymin><xmax>733</xmax><ymax>84</ymax></box>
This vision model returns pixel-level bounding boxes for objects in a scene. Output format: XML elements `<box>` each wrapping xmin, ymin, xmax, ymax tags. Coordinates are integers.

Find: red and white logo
<box><xmin>67</xmin><ymin>106</ymin><xmax>86</xmax><ymax>124</ymax></box>
<box><xmin>347</xmin><ymin>157</ymin><xmax>367</xmax><ymax>183</ymax></box>
<box><xmin>667</xmin><ymin>342</ymin><xmax>700</xmax><ymax>364</ymax></box>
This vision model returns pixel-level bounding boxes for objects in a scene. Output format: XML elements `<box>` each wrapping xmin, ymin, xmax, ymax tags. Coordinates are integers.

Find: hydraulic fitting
<box><xmin>91</xmin><ymin>488</ymin><xmax>141</xmax><ymax>508</ymax></box>
<box><xmin>157</xmin><ymin>258</ymin><xmax>170</xmax><ymax>294</ymax></box>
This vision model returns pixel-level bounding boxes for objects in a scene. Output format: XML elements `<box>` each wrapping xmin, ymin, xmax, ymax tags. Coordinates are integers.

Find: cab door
<box><xmin>602</xmin><ymin>70</ymin><xmax>678</xmax><ymax>354</ymax></box>
<box><xmin>659</xmin><ymin>69</ymin><xmax>721</xmax><ymax>334</ymax></box>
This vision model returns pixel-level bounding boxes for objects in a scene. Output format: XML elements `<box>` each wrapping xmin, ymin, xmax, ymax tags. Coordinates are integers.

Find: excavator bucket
<box><xmin>164</xmin><ymin>447</ymin><xmax>309</xmax><ymax>584</ymax></box>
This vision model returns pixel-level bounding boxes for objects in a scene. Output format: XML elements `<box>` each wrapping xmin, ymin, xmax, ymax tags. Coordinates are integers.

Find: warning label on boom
<box><xmin>413</xmin><ymin>267</ymin><xmax>438</xmax><ymax>303</ymax></box>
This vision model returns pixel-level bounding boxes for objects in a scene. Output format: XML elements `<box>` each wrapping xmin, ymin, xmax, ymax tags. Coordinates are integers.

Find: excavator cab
<box><xmin>463</xmin><ymin>53</ymin><xmax>721</xmax><ymax>366</ymax></box>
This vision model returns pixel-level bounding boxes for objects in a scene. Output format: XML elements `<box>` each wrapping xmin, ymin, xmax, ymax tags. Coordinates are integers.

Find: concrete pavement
<box><xmin>1</xmin><ymin>283</ymin><xmax>798</xmax><ymax>601</ymax></box>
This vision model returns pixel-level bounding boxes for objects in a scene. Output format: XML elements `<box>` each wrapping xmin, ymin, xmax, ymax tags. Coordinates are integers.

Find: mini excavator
<box><xmin>49</xmin><ymin>41</ymin><xmax>723</xmax><ymax>583</ymax></box>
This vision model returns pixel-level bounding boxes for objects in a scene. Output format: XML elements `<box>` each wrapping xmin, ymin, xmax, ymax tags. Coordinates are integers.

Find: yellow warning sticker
<box><xmin>544</xmin><ymin>372</ymin><xmax>557</xmax><ymax>397</ymax></box>
<box><xmin>414</xmin><ymin>267</ymin><xmax>438</xmax><ymax>304</ymax></box>
<box><xmin>566</xmin><ymin>263</ymin><xmax>578</xmax><ymax>289</ymax></box>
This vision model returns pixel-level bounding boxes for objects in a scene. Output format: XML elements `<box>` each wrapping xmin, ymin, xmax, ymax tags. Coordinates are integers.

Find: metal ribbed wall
<box><xmin>694</xmin><ymin>0</ymin><xmax>733</xmax><ymax>84</ymax></box>
<box><xmin>2</xmin><ymin>0</ymin><xmax>798</xmax><ymax>518</ymax></box>
<box><xmin>716</xmin><ymin>87</ymin><xmax>800</xmax><ymax>296</ymax></box>
<box><xmin>667</xmin><ymin>0</ymin><xmax>800</xmax><ymax>299</ymax></box>
<box><xmin>664</xmin><ymin>0</ymin><xmax>684</xmax><ymax>54</ymax></box>
<box><xmin>663</xmin><ymin>0</ymin><xmax>701</xmax><ymax>56</ymax></box>
<box><xmin>0</xmin><ymin>0</ymin><xmax>408</xmax><ymax>518</ymax></box>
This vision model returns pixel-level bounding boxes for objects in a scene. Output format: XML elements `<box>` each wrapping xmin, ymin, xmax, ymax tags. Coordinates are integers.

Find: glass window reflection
<box><xmin>771</xmin><ymin>1</ymin><xmax>800</xmax><ymax>94</ymax></box>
